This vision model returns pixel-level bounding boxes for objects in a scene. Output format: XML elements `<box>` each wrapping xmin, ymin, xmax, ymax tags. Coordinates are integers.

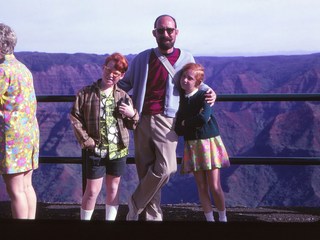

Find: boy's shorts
<box><xmin>85</xmin><ymin>150</ymin><xmax>127</xmax><ymax>179</ymax></box>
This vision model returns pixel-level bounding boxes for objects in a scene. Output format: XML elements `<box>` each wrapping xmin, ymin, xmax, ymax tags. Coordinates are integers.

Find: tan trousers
<box><xmin>131</xmin><ymin>114</ymin><xmax>178</xmax><ymax>220</ymax></box>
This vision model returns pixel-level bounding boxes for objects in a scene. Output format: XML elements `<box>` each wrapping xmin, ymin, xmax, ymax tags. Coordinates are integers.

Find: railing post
<box><xmin>81</xmin><ymin>149</ymin><xmax>87</xmax><ymax>194</ymax></box>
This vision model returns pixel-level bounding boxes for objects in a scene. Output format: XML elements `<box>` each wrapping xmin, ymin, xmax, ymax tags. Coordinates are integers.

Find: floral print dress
<box><xmin>0</xmin><ymin>54</ymin><xmax>39</xmax><ymax>174</ymax></box>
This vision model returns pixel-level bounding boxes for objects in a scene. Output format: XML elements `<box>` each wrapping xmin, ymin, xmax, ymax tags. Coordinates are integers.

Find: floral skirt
<box><xmin>181</xmin><ymin>136</ymin><xmax>230</xmax><ymax>174</ymax></box>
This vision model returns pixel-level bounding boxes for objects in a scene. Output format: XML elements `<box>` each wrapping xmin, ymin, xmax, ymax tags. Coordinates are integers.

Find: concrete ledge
<box><xmin>1</xmin><ymin>218</ymin><xmax>319</xmax><ymax>239</ymax></box>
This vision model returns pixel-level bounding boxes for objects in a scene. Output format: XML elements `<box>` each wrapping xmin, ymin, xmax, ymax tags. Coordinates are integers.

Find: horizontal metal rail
<box><xmin>40</xmin><ymin>156</ymin><xmax>320</xmax><ymax>165</ymax></box>
<box><xmin>37</xmin><ymin>93</ymin><xmax>320</xmax><ymax>103</ymax></box>
<box><xmin>217</xmin><ymin>93</ymin><xmax>320</xmax><ymax>101</ymax></box>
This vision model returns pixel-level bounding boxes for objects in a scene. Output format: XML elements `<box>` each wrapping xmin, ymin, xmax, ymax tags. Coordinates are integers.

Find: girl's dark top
<box><xmin>174</xmin><ymin>90</ymin><xmax>220</xmax><ymax>140</ymax></box>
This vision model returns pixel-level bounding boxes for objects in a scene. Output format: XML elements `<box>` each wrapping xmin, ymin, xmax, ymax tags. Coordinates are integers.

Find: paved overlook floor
<box><xmin>1</xmin><ymin>201</ymin><xmax>320</xmax><ymax>222</ymax></box>
<box><xmin>1</xmin><ymin>202</ymin><xmax>319</xmax><ymax>239</ymax></box>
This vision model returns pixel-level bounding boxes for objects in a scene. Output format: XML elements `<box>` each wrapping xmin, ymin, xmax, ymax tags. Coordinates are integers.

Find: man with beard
<box><xmin>118</xmin><ymin>14</ymin><xmax>216</xmax><ymax>221</ymax></box>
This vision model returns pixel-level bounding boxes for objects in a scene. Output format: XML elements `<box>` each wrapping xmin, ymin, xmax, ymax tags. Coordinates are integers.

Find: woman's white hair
<box><xmin>0</xmin><ymin>23</ymin><xmax>17</xmax><ymax>55</ymax></box>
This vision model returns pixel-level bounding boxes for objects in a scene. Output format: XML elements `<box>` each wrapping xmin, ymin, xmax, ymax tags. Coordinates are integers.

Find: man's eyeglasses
<box><xmin>155</xmin><ymin>28</ymin><xmax>176</xmax><ymax>35</ymax></box>
<box><xmin>104</xmin><ymin>67</ymin><xmax>122</xmax><ymax>78</ymax></box>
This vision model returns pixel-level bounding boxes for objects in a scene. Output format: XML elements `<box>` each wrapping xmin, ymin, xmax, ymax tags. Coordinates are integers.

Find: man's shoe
<box><xmin>126</xmin><ymin>196</ymin><xmax>139</xmax><ymax>221</ymax></box>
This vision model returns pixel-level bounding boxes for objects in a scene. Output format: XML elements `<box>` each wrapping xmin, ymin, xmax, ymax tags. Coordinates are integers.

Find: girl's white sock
<box><xmin>105</xmin><ymin>204</ymin><xmax>119</xmax><ymax>221</ymax></box>
<box><xmin>204</xmin><ymin>211</ymin><xmax>215</xmax><ymax>222</ymax></box>
<box><xmin>218</xmin><ymin>209</ymin><xmax>227</xmax><ymax>222</ymax></box>
<box><xmin>80</xmin><ymin>208</ymin><xmax>94</xmax><ymax>220</ymax></box>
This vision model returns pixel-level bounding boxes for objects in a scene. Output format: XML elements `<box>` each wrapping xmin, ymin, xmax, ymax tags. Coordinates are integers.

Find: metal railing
<box><xmin>37</xmin><ymin>93</ymin><xmax>320</xmax><ymax>189</ymax></box>
<box><xmin>37</xmin><ymin>93</ymin><xmax>320</xmax><ymax>103</ymax></box>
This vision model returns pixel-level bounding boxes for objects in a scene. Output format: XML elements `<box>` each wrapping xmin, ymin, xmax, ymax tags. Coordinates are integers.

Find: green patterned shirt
<box><xmin>100</xmin><ymin>91</ymin><xmax>128</xmax><ymax>160</ymax></box>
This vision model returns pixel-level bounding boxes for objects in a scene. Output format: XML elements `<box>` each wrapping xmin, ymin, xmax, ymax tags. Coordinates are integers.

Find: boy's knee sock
<box><xmin>80</xmin><ymin>208</ymin><xmax>94</xmax><ymax>220</ymax></box>
<box><xmin>105</xmin><ymin>204</ymin><xmax>119</xmax><ymax>221</ymax></box>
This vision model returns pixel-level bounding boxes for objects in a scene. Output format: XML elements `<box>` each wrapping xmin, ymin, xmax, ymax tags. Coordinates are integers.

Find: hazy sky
<box><xmin>2</xmin><ymin>0</ymin><xmax>320</xmax><ymax>56</ymax></box>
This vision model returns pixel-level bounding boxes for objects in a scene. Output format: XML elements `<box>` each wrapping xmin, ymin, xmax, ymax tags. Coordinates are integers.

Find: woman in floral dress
<box><xmin>0</xmin><ymin>23</ymin><xmax>39</xmax><ymax>219</ymax></box>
